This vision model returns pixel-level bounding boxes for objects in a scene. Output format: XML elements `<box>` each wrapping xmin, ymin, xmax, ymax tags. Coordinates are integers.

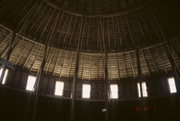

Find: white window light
<box><xmin>82</xmin><ymin>84</ymin><xmax>91</xmax><ymax>98</ymax></box>
<box><xmin>110</xmin><ymin>84</ymin><xmax>118</xmax><ymax>99</ymax></box>
<box><xmin>137</xmin><ymin>83</ymin><xmax>141</xmax><ymax>97</ymax></box>
<box><xmin>55</xmin><ymin>81</ymin><xmax>64</xmax><ymax>96</ymax></box>
<box><xmin>168</xmin><ymin>77</ymin><xmax>177</xmax><ymax>93</ymax></box>
<box><xmin>0</xmin><ymin>68</ymin><xmax>9</xmax><ymax>85</ymax></box>
<box><xmin>142</xmin><ymin>82</ymin><xmax>148</xmax><ymax>97</ymax></box>
<box><xmin>137</xmin><ymin>82</ymin><xmax>148</xmax><ymax>97</ymax></box>
<box><xmin>26</xmin><ymin>75</ymin><xmax>36</xmax><ymax>91</ymax></box>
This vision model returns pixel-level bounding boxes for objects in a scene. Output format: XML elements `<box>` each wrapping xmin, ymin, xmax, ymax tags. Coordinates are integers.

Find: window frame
<box><xmin>110</xmin><ymin>84</ymin><xmax>119</xmax><ymax>99</ymax></box>
<box><xmin>54</xmin><ymin>81</ymin><xmax>64</xmax><ymax>96</ymax></box>
<box><xmin>168</xmin><ymin>77</ymin><xmax>177</xmax><ymax>93</ymax></box>
<box><xmin>26</xmin><ymin>75</ymin><xmax>36</xmax><ymax>91</ymax></box>
<box><xmin>82</xmin><ymin>84</ymin><xmax>91</xmax><ymax>99</ymax></box>
<box><xmin>137</xmin><ymin>82</ymin><xmax>148</xmax><ymax>98</ymax></box>
<box><xmin>0</xmin><ymin>68</ymin><xmax>9</xmax><ymax>85</ymax></box>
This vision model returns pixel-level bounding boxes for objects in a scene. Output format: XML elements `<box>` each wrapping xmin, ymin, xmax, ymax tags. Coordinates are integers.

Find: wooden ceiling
<box><xmin>44</xmin><ymin>0</ymin><xmax>148</xmax><ymax>16</ymax></box>
<box><xmin>0</xmin><ymin>0</ymin><xmax>179</xmax><ymax>52</ymax></box>
<box><xmin>0</xmin><ymin>25</ymin><xmax>179</xmax><ymax>80</ymax></box>
<box><xmin>0</xmin><ymin>0</ymin><xmax>179</xmax><ymax>80</ymax></box>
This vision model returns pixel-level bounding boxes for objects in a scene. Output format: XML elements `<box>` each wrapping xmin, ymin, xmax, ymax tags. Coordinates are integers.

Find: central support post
<box><xmin>104</xmin><ymin>52</ymin><xmax>110</xmax><ymax>121</ymax></box>
<box><xmin>70</xmin><ymin>51</ymin><xmax>80</xmax><ymax>121</ymax></box>
<box><xmin>136</xmin><ymin>49</ymin><xmax>146</xmax><ymax>121</ymax></box>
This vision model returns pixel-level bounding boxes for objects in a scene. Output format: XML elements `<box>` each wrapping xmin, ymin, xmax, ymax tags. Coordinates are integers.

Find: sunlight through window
<box><xmin>137</xmin><ymin>82</ymin><xmax>148</xmax><ymax>97</ymax></box>
<box><xmin>55</xmin><ymin>81</ymin><xmax>64</xmax><ymax>96</ymax></box>
<box><xmin>0</xmin><ymin>68</ymin><xmax>9</xmax><ymax>85</ymax></box>
<box><xmin>110</xmin><ymin>84</ymin><xmax>118</xmax><ymax>99</ymax></box>
<box><xmin>26</xmin><ymin>75</ymin><xmax>36</xmax><ymax>91</ymax></box>
<box><xmin>82</xmin><ymin>84</ymin><xmax>91</xmax><ymax>98</ymax></box>
<box><xmin>168</xmin><ymin>77</ymin><xmax>177</xmax><ymax>93</ymax></box>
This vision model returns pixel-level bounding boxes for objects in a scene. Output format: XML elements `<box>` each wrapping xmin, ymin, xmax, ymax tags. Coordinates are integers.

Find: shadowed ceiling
<box><xmin>0</xmin><ymin>0</ymin><xmax>179</xmax><ymax>80</ymax></box>
<box><xmin>0</xmin><ymin>0</ymin><xmax>179</xmax><ymax>52</ymax></box>
<box><xmin>44</xmin><ymin>0</ymin><xmax>147</xmax><ymax>15</ymax></box>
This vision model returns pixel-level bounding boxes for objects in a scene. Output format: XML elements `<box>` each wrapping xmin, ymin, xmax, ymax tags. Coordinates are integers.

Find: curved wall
<box><xmin>0</xmin><ymin>68</ymin><xmax>180</xmax><ymax>121</ymax></box>
<box><xmin>1</xmin><ymin>25</ymin><xmax>180</xmax><ymax>81</ymax></box>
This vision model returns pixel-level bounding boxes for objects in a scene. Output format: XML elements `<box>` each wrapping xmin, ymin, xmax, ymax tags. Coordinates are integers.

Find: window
<box><xmin>55</xmin><ymin>81</ymin><xmax>64</xmax><ymax>96</ymax></box>
<box><xmin>0</xmin><ymin>68</ymin><xmax>9</xmax><ymax>85</ymax></box>
<box><xmin>82</xmin><ymin>84</ymin><xmax>91</xmax><ymax>98</ymax></box>
<box><xmin>110</xmin><ymin>84</ymin><xmax>118</xmax><ymax>99</ymax></box>
<box><xmin>137</xmin><ymin>82</ymin><xmax>148</xmax><ymax>97</ymax></box>
<box><xmin>168</xmin><ymin>77</ymin><xmax>177</xmax><ymax>93</ymax></box>
<box><xmin>26</xmin><ymin>75</ymin><xmax>36</xmax><ymax>91</ymax></box>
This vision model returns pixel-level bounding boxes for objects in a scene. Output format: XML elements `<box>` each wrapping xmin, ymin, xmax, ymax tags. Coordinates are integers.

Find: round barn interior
<box><xmin>0</xmin><ymin>0</ymin><xmax>180</xmax><ymax>121</ymax></box>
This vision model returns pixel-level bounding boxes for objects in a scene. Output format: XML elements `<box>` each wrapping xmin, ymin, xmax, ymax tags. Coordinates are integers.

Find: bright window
<box><xmin>110</xmin><ymin>84</ymin><xmax>118</xmax><ymax>99</ymax></box>
<box><xmin>26</xmin><ymin>75</ymin><xmax>36</xmax><ymax>91</ymax></box>
<box><xmin>168</xmin><ymin>77</ymin><xmax>177</xmax><ymax>93</ymax></box>
<box><xmin>137</xmin><ymin>82</ymin><xmax>148</xmax><ymax>97</ymax></box>
<box><xmin>0</xmin><ymin>68</ymin><xmax>9</xmax><ymax>85</ymax></box>
<box><xmin>55</xmin><ymin>81</ymin><xmax>64</xmax><ymax>96</ymax></box>
<box><xmin>82</xmin><ymin>84</ymin><xmax>91</xmax><ymax>98</ymax></box>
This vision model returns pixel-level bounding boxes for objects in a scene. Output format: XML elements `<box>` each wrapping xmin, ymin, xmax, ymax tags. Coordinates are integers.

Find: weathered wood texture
<box><xmin>0</xmin><ymin>0</ymin><xmax>179</xmax><ymax>52</ymax></box>
<box><xmin>0</xmin><ymin>25</ymin><xmax>179</xmax><ymax>80</ymax></box>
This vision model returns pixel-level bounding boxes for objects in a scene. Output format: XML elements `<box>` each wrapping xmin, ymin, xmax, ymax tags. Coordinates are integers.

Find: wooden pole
<box><xmin>30</xmin><ymin>8</ymin><xmax>62</xmax><ymax>121</ymax></box>
<box><xmin>0</xmin><ymin>31</ymin><xmax>16</xmax><ymax>84</ymax></box>
<box><xmin>136</xmin><ymin>49</ymin><xmax>146</xmax><ymax>121</ymax></box>
<box><xmin>70</xmin><ymin>51</ymin><xmax>80</xmax><ymax>121</ymax></box>
<box><xmin>104</xmin><ymin>52</ymin><xmax>110</xmax><ymax>121</ymax></box>
<box><xmin>31</xmin><ymin>46</ymin><xmax>47</xmax><ymax>121</ymax></box>
<box><xmin>97</xmin><ymin>17</ymin><xmax>110</xmax><ymax>121</ymax></box>
<box><xmin>166</xmin><ymin>42</ymin><xmax>180</xmax><ymax>92</ymax></box>
<box><xmin>70</xmin><ymin>17</ymin><xmax>85</xmax><ymax>121</ymax></box>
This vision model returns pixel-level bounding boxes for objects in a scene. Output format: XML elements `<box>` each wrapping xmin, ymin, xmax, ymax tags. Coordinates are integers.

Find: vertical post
<box><xmin>70</xmin><ymin>51</ymin><xmax>80</xmax><ymax>121</ymax></box>
<box><xmin>166</xmin><ymin>42</ymin><xmax>180</xmax><ymax>93</ymax></box>
<box><xmin>136</xmin><ymin>49</ymin><xmax>146</xmax><ymax>121</ymax></box>
<box><xmin>148</xmin><ymin>3</ymin><xmax>180</xmax><ymax>113</ymax></box>
<box><xmin>148</xmin><ymin>3</ymin><xmax>180</xmax><ymax>92</ymax></box>
<box><xmin>97</xmin><ymin>17</ymin><xmax>110</xmax><ymax>121</ymax></box>
<box><xmin>29</xmin><ymin>7</ymin><xmax>61</xmax><ymax>121</ymax></box>
<box><xmin>165</xmin><ymin>41</ymin><xmax>180</xmax><ymax>113</ymax></box>
<box><xmin>0</xmin><ymin>31</ymin><xmax>16</xmax><ymax>84</ymax></box>
<box><xmin>70</xmin><ymin>16</ymin><xmax>85</xmax><ymax>121</ymax></box>
<box><xmin>31</xmin><ymin>45</ymin><xmax>48</xmax><ymax>121</ymax></box>
<box><xmin>104</xmin><ymin>52</ymin><xmax>110</xmax><ymax>121</ymax></box>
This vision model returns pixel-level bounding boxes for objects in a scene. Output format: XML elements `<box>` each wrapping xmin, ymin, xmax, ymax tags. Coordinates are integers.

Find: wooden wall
<box><xmin>0</xmin><ymin>67</ymin><xmax>179</xmax><ymax>121</ymax></box>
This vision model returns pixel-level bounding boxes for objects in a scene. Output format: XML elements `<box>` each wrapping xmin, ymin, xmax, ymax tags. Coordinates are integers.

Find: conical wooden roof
<box><xmin>0</xmin><ymin>0</ymin><xmax>179</xmax><ymax>80</ymax></box>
